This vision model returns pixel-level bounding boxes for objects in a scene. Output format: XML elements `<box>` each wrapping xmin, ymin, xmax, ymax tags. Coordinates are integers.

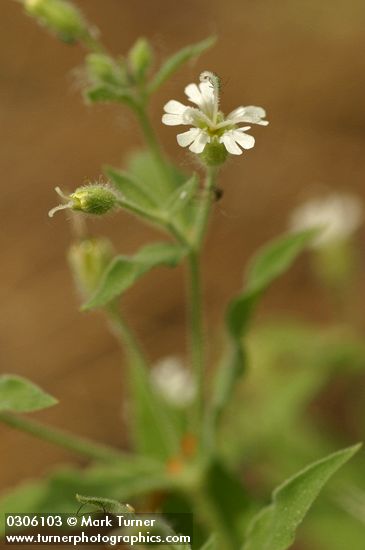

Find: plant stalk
<box><xmin>132</xmin><ymin>103</ymin><xmax>172</xmax><ymax>183</ymax></box>
<box><xmin>0</xmin><ymin>411</ymin><xmax>128</xmax><ymax>463</ymax></box>
<box><xmin>187</xmin><ymin>168</ymin><xmax>217</xmax><ymax>441</ymax></box>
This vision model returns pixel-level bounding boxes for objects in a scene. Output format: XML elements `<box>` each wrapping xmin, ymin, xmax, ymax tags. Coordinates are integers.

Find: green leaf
<box><xmin>0</xmin><ymin>460</ymin><xmax>172</xmax><ymax>536</ymax></box>
<box><xmin>126</xmin><ymin>150</ymin><xmax>184</xmax><ymax>203</ymax></box>
<box><xmin>76</xmin><ymin>494</ymin><xmax>133</xmax><ymax>514</ymax></box>
<box><xmin>243</xmin><ymin>444</ymin><xmax>362</xmax><ymax>550</ymax></box>
<box><xmin>128</xmin><ymin>37</ymin><xmax>154</xmax><ymax>81</ymax></box>
<box><xmin>208</xmin><ymin>230</ymin><xmax>318</xmax><ymax>444</ymax></box>
<box><xmin>227</xmin><ymin>229</ymin><xmax>317</xmax><ymax>340</ymax></box>
<box><xmin>204</xmin><ymin>460</ymin><xmax>252</xmax><ymax>546</ymax></box>
<box><xmin>200</xmin><ymin>537</ymin><xmax>217</xmax><ymax>549</ymax></box>
<box><xmin>0</xmin><ymin>375</ymin><xmax>57</xmax><ymax>413</ymax></box>
<box><xmin>148</xmin><ymin>36</ymin><xmax>216</xmax><ymax>93</ymax></box>
<box><xmin>83</xmin><ymin>242</ymin><xmax>187</xmax><ymax>310</ymax></box>
<box><xmin>105</xmin><ymin>165</ymin><xmax>158</xmax><ymax>210</ymax></box>
<box><xmin>163</xmin><ymin>174</ymin><xmax>199</xmax><ymax>216</ymax></box>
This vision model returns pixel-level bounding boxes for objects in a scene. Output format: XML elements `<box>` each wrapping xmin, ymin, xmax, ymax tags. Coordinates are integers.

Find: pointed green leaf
<box><xmin>243</xmin><ymin>444</ymin><xmax>362</xmax><ymax>550</ymax></box>
<box><xmin>104</xmin><ymin>165</ymin><xmax>158</xmax><ymax>210</ymax></box>
<box><xmin>208</xmin><ymin>230</ymin><xmax>319</xmax><ymax>443</ymax></box>
<box><xmin>83</xmin><ymin>242</ymin><xmax>187</xmax><ymax>310</ymax></box>
<box><xmin>227</xmin><ymin>229</ymin><xmax>317</xmax><ymax>340</ymax></box>
<box><xmin>126</xmin><ymin>150</ymin><xmax>184</xmax><ymax>203</ymax></box>
<box><xmin>163</xmin><ymin>174</ymin><xmax>199</xmax><ymax>216</ymax></box>
<box><xmin>76</xmin><ymin>494</ymin><xmax>133</xmax><ymax>514</ymax></box>
<box><xmin>200</xmin><ymin>537</ymin><xmax>217</xmax><ymax>550</ymax></box>
<box><xmin>0</xmin><ymin>460</ymin><xmax>171</xmax><ymax>536</ymax></box>
<box><xmin>148</xmin><ymin>36</ymin><xmax>216</xmax><ymax>93</ymax></box>
<box><xmin>128</xmin><ymin>37</ymin><xmax>154</xmax><ymax>82</ymax></box>
<box><xmin>0</xmin><ymin>375</ymin><xmax>57</xmax><ymax>413</ymax></box>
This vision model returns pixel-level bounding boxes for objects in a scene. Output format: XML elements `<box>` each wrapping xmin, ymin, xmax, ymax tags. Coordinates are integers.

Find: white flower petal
<box><xmin>189</xmin><ymin>130</ymin><xmax>209</xmax><ymax>154</ymax></box>
<box><xmin>232</xmin><ymin>129</ymin><xmax>255</xmax><ymax>149</ymax></box>
<box><xmin>185</xmin><ymin>83</ymin><xmax>204</xmax><ymax>106</ymax></box>
<box><xmin>199</xmin><ymin>81</ymin><xmax>214</xmax><ymax>102</ymax></box>
<box><xmin>162</xmin><ymin>113</ymin><xmax>185</xmax><ymax>126</ymax></box>
<box><xmin>220</xmin><ymin>131</ymin><xmax>243</xmax><ymax>155</ymax></box>
<box><xmin>177</xmin><ymin>128</ymin><xmax>200</xmax><ymax>148</ymax></box>
<box><xmin>185</xmin><ymin>82</ymin><xmax>215</xmax><ymax>118</ymax></box>
<box><xmin>228</xmin><ymin>105</ymin><xmax>268</xmax><ymax>125</ymax></box>
<box><xmin>163</xmin><ymin>99</ymin><xmax>189</xmax><ymax>115</ymax></box>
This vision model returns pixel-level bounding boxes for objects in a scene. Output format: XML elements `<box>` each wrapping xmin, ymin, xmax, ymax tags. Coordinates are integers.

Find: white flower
<box><xmin>289</xmin><ymin>193</ymin><xmax>363</xmax><ymax>248</ymax></box>
<box><xmin>162</xmin><ymin>71</ymin><xmax>268</xmax><ymax>156</ymax></box>
<box><xmin>150</xmin><ymin>356</ymin><xmax>196</xmax><ymax>408</ymax></box>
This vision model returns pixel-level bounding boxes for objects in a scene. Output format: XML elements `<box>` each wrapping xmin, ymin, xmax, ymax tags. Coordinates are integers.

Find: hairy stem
<box><xmin>187</xmin><ymin>251</ymin><xmax>205</xmax><ymax>438</ymax></box>
<box><xmin>194</xmin><ymin>167</ymin><xmax>217</xmax><ymax>249</ymax></box>
<box><xmin>132</xmin><ymin>103</ymin><xmax>173</xmax><ymax>186</ymax></box>
<box><xmin>187</xmin><ymin>168</ymin><xmax>218</xmax><ymax>441</ymax></box>
<box><xmin>0</xmin><ymin>411</ymin><xmax>128</xmax><ymax>463</ymax></box>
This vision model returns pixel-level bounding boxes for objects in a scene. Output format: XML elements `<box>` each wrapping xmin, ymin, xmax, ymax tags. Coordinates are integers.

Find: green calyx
<box><xmin>48</xmin><ymin>184</ymin><xmax>119</xmax><ymax>218</ymax></box>
<box><xmin>71</xmin><ymin>185</ymin><xmax>118</xmax><ymax>215</ymax></box>
<box><xmin>199</xmin><ymin>140</ymin><xmax>228</xmax><ymax>166</ymax></box>
<box><xmin>68</xmin><ymin>238</ymin><xmax>114</xmax><ymax>298</ymax></box>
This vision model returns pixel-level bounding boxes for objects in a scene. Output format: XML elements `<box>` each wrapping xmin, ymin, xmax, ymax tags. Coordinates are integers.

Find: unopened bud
<box><xmin>85</xmin><ymin>53</ymin><xmax>127</xmax><ymax>87</ymax></box>
<box><xmin>24</xmin><ymin>0</ymin><xmax>91</xmax><ymax>43</ymax></box>
<box><xmin>128</xmin><ymin>38</ymin><xmax>153</xmax><ymax>81</ymax></box>
<box><xmin>49</xmin><ymin>184</ymin><xmax>119</xmax><ymax>217</ymax></box>
<box><xmin>68</xmin><ymin>237</ymin><xmax>113</xmax><ymax>298</ymax></box>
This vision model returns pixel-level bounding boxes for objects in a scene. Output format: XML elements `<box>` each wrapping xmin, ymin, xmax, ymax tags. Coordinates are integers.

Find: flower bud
<box><xmin>23</xmin><ymin>0</ymin><xmax>90</xmax><ymax>43</ymax></box>
<box><xmin>85</xmin><ymin>53</ymin><xmax>127</xmax><ymax>87</ymax></box>
<box><xmin>68</xmin><ymin>238</ymin><xmax>113</xmax><ymax>298</ymax></box>
<box><xmin>48</xmin><ymin>184</ymin><xmax>119</xmax><ymax>218</ymax></box>
<box><xmin>128</xmin><ymin>38</ymin><xmax>153</xmax><ymax>81</ymax></box>
<box><xmin>199</xmin><ymin>140</ymin><xmax>228</xmax><ymax>167</ymax></box>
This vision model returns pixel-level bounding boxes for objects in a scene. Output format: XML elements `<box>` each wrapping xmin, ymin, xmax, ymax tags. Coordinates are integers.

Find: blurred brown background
<box><xmin>1</xmin><ymin>0</ymin><xmax>365</xmax><ymax>493</ymax></box>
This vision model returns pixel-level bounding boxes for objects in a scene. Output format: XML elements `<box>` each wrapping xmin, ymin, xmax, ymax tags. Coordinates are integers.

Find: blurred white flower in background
<box><xmin>162</xmin><ymin>71</ymin><xmax>268</xmax><ymax>155</ymax></box>
<box><xmin>289</xmin><ymin>193</ymin><xmax>363</xmax><ymax>249</ymax></box>
<box><xmin>150</xmin><ymin>356</ymin><xmax>196</xmax><ymax>408</ymax></box>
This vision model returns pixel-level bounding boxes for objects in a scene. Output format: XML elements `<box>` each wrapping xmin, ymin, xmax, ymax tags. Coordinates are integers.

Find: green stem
<box><xmin>81</xmin><ymin>29</ymin><xmax>108</xmax><ymax>54</ymax></box>
<box><xmin>194</xmin><ymin>167</ymin><xmax>217</xmax><ymax>249</ymax></box>
<box><xmin>188</xmin><ymin>251</ymin><xmax>205</xmax><ymax>437</ymax></box>
<box><xmin>106</xmin><ymin>303</ymin><xmax>148</xmax><ymax>372</ymax></box>
<box><xmin>132</xmin><ymin>103</ymin><xmax>172</xmax><ymax>185</ymax></box>
<box><xmin>187</xmin><ymin>168</ymin><xmax>217</xmax><ymax>440</ymax></box>
<box><xmin>0</xmin><ymin>411</ymin><xmax>128</xmax><ymax>463</ymax></box>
